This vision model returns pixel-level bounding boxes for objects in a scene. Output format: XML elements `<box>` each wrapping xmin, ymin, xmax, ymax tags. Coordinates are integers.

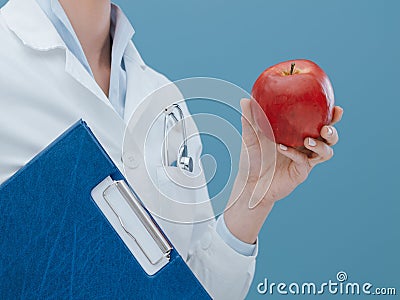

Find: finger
<box><xmin>330</xmin><ymin>106</ymin><xmax>343</xmax><ymax>125</ymax></box>
<box><xmin>320</xmin><ymin>125</ymin><xmax>339</xmax><ymax>146</ymax></box>
<box><xmin>304</xmin><ymin>137</ymin><xmax>334</xmax><ymax>166</ymax></box>
<box><xmin>277</xmin><ymin>144</ymin><xmax>309</xmax><ymax>165</ymax></box>
<box><xmin>240</xmin><ymin>98</ymin><xmax>256</xmax><ymax>125</ymax></box>
<box><xmin>277</xmin><ymin>144</ymin><xmax>312</xmax><ymax>183</ymax></box>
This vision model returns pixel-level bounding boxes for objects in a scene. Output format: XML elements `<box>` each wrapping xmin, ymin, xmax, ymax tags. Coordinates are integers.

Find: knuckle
<box><xmin>296</xmin><ymin>152</ymin><xmax>309</xmax><ymax>166</ymax></box>
<box><xmin>327</xmin><ymin>147</ymin><xmax>334</xmax><ymax>159</ymax></box>
<box><xmin>331</xmin><ymin>128</ymin><xmax>338</xmax><ymax>139</ymax></box>
<box><xmin>325</xmin><ymin>126</ymin><xmax>337</xmax><ymax>140</ymax></box>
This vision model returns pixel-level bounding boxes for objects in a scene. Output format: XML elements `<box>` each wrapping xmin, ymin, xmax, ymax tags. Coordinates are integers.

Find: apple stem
<box><xmin>290</xmin><ymin>62</ymin><xmax>295</xmax><ymax>75</ymax></box>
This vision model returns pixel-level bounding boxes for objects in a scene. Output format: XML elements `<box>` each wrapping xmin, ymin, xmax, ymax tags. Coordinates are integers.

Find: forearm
<box><xmin>224</xmin><ymin>175</ymin><xmax>275</xmax><ymax>244</ymax></box>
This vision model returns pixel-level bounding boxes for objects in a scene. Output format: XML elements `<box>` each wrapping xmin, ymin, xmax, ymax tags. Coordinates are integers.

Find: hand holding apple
<box><xmin>223</xmin><ymin>59</ymin><xmax>343</xmax><ymax>244</ymax></box>
<box><xmin>224</xmin><ymin>99</ymin><xmax>343</xmax><ymax>244</ymax></box>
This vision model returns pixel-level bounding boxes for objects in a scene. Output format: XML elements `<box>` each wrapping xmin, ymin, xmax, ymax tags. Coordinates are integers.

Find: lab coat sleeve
<box><xmin>185</xmin><ymin>144</ymin><xmax>257</xmax><ymax>299</ymax></box>
<box><xmin>187</xmin><ymin>220</ymin><xmax>258</xmax><ymax>300</ymax></box>
<box><xmin>215</xmin><ymin>214</ymin><xmax>257</xmax><ymax>256</ymax></box>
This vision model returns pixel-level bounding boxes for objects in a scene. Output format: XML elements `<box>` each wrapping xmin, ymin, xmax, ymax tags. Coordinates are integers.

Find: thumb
<box><xmin>240</xmin><ymin>98</ymin><xmax>259</xmax><ymax>147</ymax></box>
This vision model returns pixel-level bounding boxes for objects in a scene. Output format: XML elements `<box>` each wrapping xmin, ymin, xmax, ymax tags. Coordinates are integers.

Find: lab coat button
<box><xmin>122</xmin><ymin>152</ymin><xmax>140</xmax><ymax>169</ymax></box>
<box><xmin>201</xmin><ymin>231</ymin><xmax>212</xmax><ymax>250</ymax></box>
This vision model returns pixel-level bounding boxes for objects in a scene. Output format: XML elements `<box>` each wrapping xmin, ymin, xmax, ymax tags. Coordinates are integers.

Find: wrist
<box><xmin>224</xmin><ymin>192</ymin><xmax>274</xmax><ymax>244</ymax></box>
<box><xmin>224</xmin><ymin>172</ymin><xmax>276</xmax><ymax>244</ymax></box>
<box><xmin>234</xmin><ymin>174</ymin><xmax>278</xmax><ymax>206</ymax></box>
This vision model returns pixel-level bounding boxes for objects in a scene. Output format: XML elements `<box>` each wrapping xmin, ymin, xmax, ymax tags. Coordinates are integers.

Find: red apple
<box><xmin>251</xmin><ymin>59</ymin><xmax>335</xmax><ymax>148</ymax></box>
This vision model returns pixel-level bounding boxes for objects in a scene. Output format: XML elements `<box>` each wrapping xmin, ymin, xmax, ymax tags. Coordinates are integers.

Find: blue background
<box><xmin>2</xmin><ymin>0</ymin><xmax>398</xmax><ymax>298</ymax></box>
<box><xmin>119</xmin><ymin>1</ymin><xmax>400</xmax><ymax>299</ymax></box>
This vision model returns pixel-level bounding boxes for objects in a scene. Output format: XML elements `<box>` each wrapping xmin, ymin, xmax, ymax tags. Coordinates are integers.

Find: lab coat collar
<box><xmin>124</xmin><ymin>40</ymin><xmax>146</xmax><ymax>70</ymax></box>
<box><xmin>2</xmin><ymin>0</ymin><xmax>147</xmax><ymax>117</ymax></box>
<box><xmin>1</xmin><ymin>0</ymin><xmax>110</xmax><ymax>106</ymax></box>
<box><xmin>2</xmin><ymin>0</ymin><xmax>112</xmax><ymax>110</ymax></box>
<box><xmin>1</xmin><ymin>0</ymin><xmax>66</xmax><ymax>51</ymax></box>
<box><xmin>1</xmin><ymin>0</ymin><xmax>146</xmax><ymax>70</ymax></box>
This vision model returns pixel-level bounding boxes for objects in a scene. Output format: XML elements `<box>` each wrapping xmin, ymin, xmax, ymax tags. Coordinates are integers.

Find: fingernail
<box><xmin>279</xmin><ymin>144</ymin><xmax>288</xmax><ymax>151</ymax></box>
<box><xmin>326</xmin><ymin>126</ymin><xmax>333</xmax><ymax>136</ymax></box>
<box><xmin>308</xmin><ymin>138</ymin><xmax>317</xmax><ymax>147</ymax></box>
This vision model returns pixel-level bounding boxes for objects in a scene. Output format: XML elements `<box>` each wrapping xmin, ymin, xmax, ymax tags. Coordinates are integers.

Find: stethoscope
<box><xmin>163</xmin><ymin>104</ymin><xmax>193</xmax><ymax>173</ymax></box>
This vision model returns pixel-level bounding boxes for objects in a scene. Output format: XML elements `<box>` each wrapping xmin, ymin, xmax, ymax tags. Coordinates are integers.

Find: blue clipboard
<box><xmin>0</xmin><ymin>120</ymin><xmax>211</xmax><ymax>300</ymax></box>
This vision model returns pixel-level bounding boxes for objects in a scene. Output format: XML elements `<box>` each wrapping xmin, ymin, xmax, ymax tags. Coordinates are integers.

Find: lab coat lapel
<box><xmin>64</xmin><ymin>50</ymin><xmax>112</xmax><ymax>108</ymax></box>
<box><xmin>2</xmin><ymin>0</ymin><xmax>115</xmax><ymax>110</ymax></box>
<box><xmin>123</xmin><ymin>41</ymin><xmax>151</xmax><ymax>123</ymax></box>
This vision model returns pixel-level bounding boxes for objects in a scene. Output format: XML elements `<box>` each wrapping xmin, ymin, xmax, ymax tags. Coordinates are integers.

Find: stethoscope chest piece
<box><xmin>178</xmin><ymin>145</ymin><xmax>193</xmax><ymax>172</ymax></box>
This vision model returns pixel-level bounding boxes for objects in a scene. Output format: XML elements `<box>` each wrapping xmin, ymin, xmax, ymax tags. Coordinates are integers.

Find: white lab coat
<box><xmin>0</xmin><ymin>0</ymin><xmax>257</xmax><ymax>298</ymax></box>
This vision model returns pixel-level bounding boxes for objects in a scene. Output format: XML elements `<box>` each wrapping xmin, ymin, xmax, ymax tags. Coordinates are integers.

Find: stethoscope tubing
<box><xmin>163</xmin><ymin>104</ymin><xmax>193</xmax><ymax>172</ymax></box>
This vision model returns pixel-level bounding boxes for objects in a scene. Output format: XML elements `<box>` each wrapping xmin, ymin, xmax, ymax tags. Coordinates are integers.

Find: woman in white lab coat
<box><xmin>0</xmin><ymin>0</ymin><xmax>343</xmax><ymax>299</ymax></box>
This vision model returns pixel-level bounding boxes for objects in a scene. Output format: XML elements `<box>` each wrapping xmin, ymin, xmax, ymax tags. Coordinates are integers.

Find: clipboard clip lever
<box><xmin>103</xmin><ymin>180</ymin><xmax>172</xmax><ymax>265</ymax></box>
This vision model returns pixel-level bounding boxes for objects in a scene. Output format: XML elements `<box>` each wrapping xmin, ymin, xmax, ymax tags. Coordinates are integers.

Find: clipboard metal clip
<box><xmin>102</xmin><ymin>180</ymin><xmax>172</xmax><ymax>265</ymax></box>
